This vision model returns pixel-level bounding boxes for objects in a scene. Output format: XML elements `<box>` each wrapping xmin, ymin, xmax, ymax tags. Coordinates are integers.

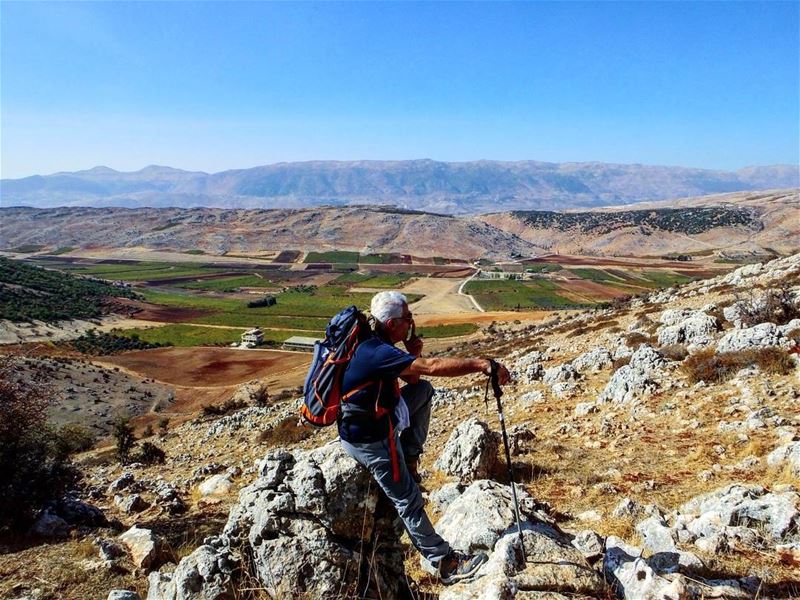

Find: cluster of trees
<box><xmin>247</xmin><ymin>295</ymin><xmax>276</xmax><ymax>308</ymax></box>
<box><xmin>69</xmin><ymin>329</ymin><xmax>165</xmax><ymax>355</ymax></box>
<box><xmin>0</xmin><ymin>257</ymin><xmax>137</xmax><ymax>322</ymax></box>
<box><xmin>0</xmin><ymin>359</ymin><xmax>81</xmax><ymax>530</ymax></box>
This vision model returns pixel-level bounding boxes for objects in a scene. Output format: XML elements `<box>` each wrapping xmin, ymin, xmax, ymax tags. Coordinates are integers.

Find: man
<box><xmin>338</xmin><ymin>290</ymin><xmax>512</xmax><ymax>585</ymax></box>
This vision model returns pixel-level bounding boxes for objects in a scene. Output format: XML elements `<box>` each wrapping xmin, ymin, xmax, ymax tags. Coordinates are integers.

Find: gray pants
<box><xmin>339</xmin><ymin>380</ymin><xmax>451</xmax><ymax>565</ymax></box>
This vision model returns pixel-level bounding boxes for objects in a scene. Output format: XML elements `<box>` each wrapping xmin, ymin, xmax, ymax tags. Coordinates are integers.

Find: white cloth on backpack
<box><xmin>394</xmin><ymin>396</ymin><xmax>410</xmax><ymax>432</ymax></box>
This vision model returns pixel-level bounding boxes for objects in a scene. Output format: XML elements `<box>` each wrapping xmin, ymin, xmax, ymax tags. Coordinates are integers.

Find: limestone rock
<box><xmin>115</xmin><ymin>494</ymin><xmax>149</xmax><ymax>514</ymax></box>
<box><xmin>120</xmin><ymin>526</ymin><xmax>165</xmax><ymax>571</ymax></box>
<box><xmin>657</xmin><ymin>313</ymin><xmax>717</xmax><ymax>347</ymax></box>
<box><xmin>717</xmin><ymin>323</ymin><xmax>786</xmax><ymax>353</ymax></box>
<box><xmin>198</xmin><ymin>475</ymin><xmax>234</xmax><ymax>497</ymax></box>
<box><xmin>147</xmin><ymin>542</ymin><xmax>238</xmax><ymax>600</ymax></box>
<box><xmin>571</xmin><ymin>529</ymin><xmax>604</xmax><ymax>561</ymax></box>
<box><xmin>434</xmin><ymin>418</ymin><xmax>499</xmax><ymax>481</ymax></box>
<box><xmin>571</xmin><ymin>348</ymin><xmax>613</xmax><ymax>373</ymax></box>
<box><xmin>213</xmin><ymin>442</ymin><xmax>406</xmax><ymax>599</ymax></box>
<box><xmin>679</xmin><ymin>484</ymin><xmax>800</xmax><ymax>543</ymax></box>
<box><xmin>437</xmin><ymin>481</ymin><xmax>605</xmax><ymax>599</ymax></box>
<box><xmin>108</xmin><ymin>591</ymin><xmax>141</xmax><ymax>600</ymax></box>
<box><xmin>767</xmin><ymin>442</ymin><xmax>800</xmax><ymax>477</ymax></box>
<box><xmin>29</xmin><ymin>510</ymin><xmax>69</xmax><ymax>538</ymax></box>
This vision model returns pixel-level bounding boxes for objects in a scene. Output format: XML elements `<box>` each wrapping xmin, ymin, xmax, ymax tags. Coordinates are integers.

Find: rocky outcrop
<box><xmin>717</xmin><ymin>322</ymin><xmax>787</xmax><ymax>353</ymax></box>
<box><xmin>598</xmin><ymin>346</ymin><xmax>665</xmax><ymax>404</ymax></box>
<box><xmin>148</xmin><ymin>442</ymin><xmax>407</xmax><ymax>600</ymax></box>
<box><xmin>120</xmin><ymin>526</ymin><xmax>166</xmax><ymax>571</ymax></box>
<box><xmin>656</xmin><ymin>310</ymin><xmax>718</xmax><ymax>347</ymax></box>
<box><xmin>435</xmin><ymin>480</ymin><xmax>607</xmax><ymax>599</ymax></box>
<box><xmin>571</xmin><ymin>347</ymin><xmax>613</xmax><ymax>373</ymax></box>
<box><xmin>434</xmin><ymin>418</ymin><xmax>499</xmax><ymax>481</ymax></box>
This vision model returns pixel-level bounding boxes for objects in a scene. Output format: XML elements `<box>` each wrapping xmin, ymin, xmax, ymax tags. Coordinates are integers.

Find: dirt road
<box><xmin>403</xmin><ymin>277</ymin><xmax>480</xmax><ymax>315</ymax></box>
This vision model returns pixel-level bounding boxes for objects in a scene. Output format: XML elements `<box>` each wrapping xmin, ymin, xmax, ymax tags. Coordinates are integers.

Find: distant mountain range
<box><xmin>1</xmin><ymin>160</ymin><xmax>797</xmax><ymax>214</ymax></box>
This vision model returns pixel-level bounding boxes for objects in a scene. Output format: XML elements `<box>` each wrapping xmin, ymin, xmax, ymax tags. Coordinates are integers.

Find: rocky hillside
<box><xmin>2</xmin><ymin>252</ymin><xmax>799</xmax><ymax>599</ymax></box>
<box><xmin>481</xmin><ymin>188</ymin><xmax>799</xmax><ymax>256</ymax></box>
<box><xmin>2</xmin><ymin>161</ymin><xmax>797</xmax><ymax>214</ymax></box>
<box><xmin>2</xmin><ymin>189</ymin><xmax>798</xmax><ymax>259</ymax></box>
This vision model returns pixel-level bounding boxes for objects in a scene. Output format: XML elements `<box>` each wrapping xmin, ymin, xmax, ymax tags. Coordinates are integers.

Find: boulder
<box><xmin>571</xmin><ymin>348</ymin><xmax>613</xmax><ymax>373</ymax></box>
<box><xmin>767</xmin><ymin>442</ymin><xmax>800</xmax><ymax>477</ymax></box>
<box><xmin>115</xmin><ymin>494</ymin><xmax>149</xmax><ymax>514</ymax></box>
<box><xmin>604</xmin><ymin>536</ymin><xmax>753</xmax><ymax>599</ymax></box>
<box><xmin>717</xmin><ymin>323</ymin><xmax>785</xmax><ymax>353</ymax></box>
<box><xmin>108</xmin><ymin>591</ymin><xmax>141</xmax><ymax>600</ymax></box>
<box><xmin>628</xmin><ymin>345</ymin><xmax>666</xmax><ymax>372</ymax></box>
<box><xmin>543</xmin><ymin>364</ymin><xmax>581</xmax><ymax>386</ymax></box>
<box><xmin>430</xmin><ymin>482</ymin><xmax>465</xmax><ymax>513</ymax></box>
<box><xmin>657</xmin><ymin>313</ymin><xmax>718</xmax><ymax>347</ymax></box>
<box><xmin>200</xmin><ymin>442</ymin><xmax>408</xmax><ymax>599</ymax></box>
<box><xmin>120</xmin><ymin>526</ymin><xmax>165</xmax><ymax>571</ymax></box>
<box><xmin>679</xmin><ymin>484</ymin><xmax>800</xmax><ymax>543</ymax></box>
<box><xmin>436</xmin><ymin>481</ymin><xmax>605</xmax><ymax>599</ymax></box>
<box><xmin>108</xmin><ymin>472</ymin><xmax>136</xmax><ymax>494</ymax></box>
<box><xmin>434</xmin><ymin>418</ymin><xmax>499</xmax><ymax>481</ymax></box>
<box><xmin>198</xmin><ymin>475</ymin><xmax>234</xmax><ymax>497</ymax></box>
<box><xmin>599</xmin><ymin>346</ymin><xmax>664</xmax><ymax>405</ymax></box>
<box><xmin>571</xmin><ymin>529</ymin><xmax>604</xmax><ymax>561</ymax></box>
<box><xmin>147</xmin><ymin>540</ymin><xmax>238</xmax><ymax>600</ymax></box>
<box><xmin>29</xmin><ymin>510</ymin><xmax>69</xmax><ymax>538</ymax></box>
<box><xmin>599</xmin><ymin>365</ymin><xmax>658</xmax><ymax>405</ymax></box>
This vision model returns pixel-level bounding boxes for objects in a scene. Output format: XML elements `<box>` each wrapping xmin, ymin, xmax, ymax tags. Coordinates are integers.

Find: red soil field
<box><xmin>101</xmin><ymin>347</ymin><xmax>310</xmax><ymax>387</ymax></box>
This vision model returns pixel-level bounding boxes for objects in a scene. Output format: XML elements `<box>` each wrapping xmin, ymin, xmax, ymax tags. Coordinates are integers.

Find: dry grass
<box><xmin>255</xmin><ymin>416</ymin><xmax>316</xmax><ymax>447</ymax></box>
<box><xmin>683</xmin><ymin>347</ymin><xmax>795</xmax><ymax>384</ymax></box>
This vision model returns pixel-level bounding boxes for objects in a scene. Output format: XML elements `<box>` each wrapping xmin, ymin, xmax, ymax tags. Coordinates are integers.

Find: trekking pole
<box><xmin>488</xmin><ymin>359</ymin><xmax>526</xmax><ymax>563</ymax></box>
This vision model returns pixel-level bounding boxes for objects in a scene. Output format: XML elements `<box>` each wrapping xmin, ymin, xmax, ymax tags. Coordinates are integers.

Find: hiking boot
<box><xmin>405</xmin><ymin>458</ymin><xmax>422</xmax><ymax>483</ymax></box>
<box><xmin>439</xmin><ymin>551</ymin><xmax>488</xmax><ymax>585</ymax></box>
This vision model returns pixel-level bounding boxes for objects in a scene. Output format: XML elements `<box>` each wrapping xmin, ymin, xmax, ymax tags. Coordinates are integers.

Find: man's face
<box><xmin>387</xmin><ymin>303</ymin><xmax>414</xmax><ymax>344</ymax></box>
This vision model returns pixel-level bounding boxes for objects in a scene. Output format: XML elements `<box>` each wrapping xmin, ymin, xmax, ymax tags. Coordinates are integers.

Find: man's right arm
<box><xmin>400</xmin><ymin>356</ymin><xmax>511</xmax><ymax>384</ymax></box>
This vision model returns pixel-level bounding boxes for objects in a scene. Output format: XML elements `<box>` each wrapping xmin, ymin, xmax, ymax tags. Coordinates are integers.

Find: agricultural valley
<box><xmin>1</xmin><ymin>188</ymin><xmax>799</xmax><ymax>599</ymax></box>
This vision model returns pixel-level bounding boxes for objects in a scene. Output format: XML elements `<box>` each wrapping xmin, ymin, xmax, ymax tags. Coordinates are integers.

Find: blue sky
<box><xmin>1</xmin><ymin>1</ymin><xmax>798</xmax><ymax>178</ymax></box>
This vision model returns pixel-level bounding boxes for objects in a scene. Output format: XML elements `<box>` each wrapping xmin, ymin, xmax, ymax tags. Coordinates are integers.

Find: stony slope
<box><xmin>2</xmin><ymin>189</ymin><xmax>798</xmax><ymax>260</ymax></box>
<box><xmin>2</xmin><ymin>253</ymin><xmax>799</xmax><ymax>599</ymax></box>
<box><xmin>2</xmin><ymin>161</ymin><xmax>797</xmax><ymax>213</ymax></box>
<box><xmin>481</xmin><ymin>188</ymin><xmax>799</xmax><ymax>256</ymax></box>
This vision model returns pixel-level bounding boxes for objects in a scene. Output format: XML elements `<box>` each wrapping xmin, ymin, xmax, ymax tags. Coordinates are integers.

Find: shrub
<box><xmin>659</xmin><ymin>344</ymin><xmax>689</xmax><ymax>362</ymax></box>
<box><xmin>612</xmin><ymin>356</ymin><xmax>631</xmax><ymax>372</ymax></box>
<box><xmin>55</xmin><ymin>423</ymin><xmax>96</xmax><ymax>454</ymax></box>
<box><xmin>201</xmin><ymin>398</ymin><xmax>248</xmax><ymax>417</ymax></box>
<box><xmin>0</xmin><ymin>359</ymin><xmax>77</xmax><ymax>530</ymax></box>
<box><xmin>142</xmin><ymin>424</ymin><xmax>154</xmax><ymax>438</ymax></box>
<box><xmin>135</xmin><ymin>441</ymin><xmax>166</xmax><ymax>465</ymax></box>
<box><xmin>247</xmin><ymin>295</ymin><xmax>276</xmax><ymax>309</ymax></box>
<box><xmin>113</xmin><ymin>417</ymin><xmax>135</xmax><ymax>463</ymax></box>
<box><xmin>157</xmin><ymin>417</ymin><xmax>170</xmax><ymax>432</ymax></box>
<box><xmin>736</xmin><ymin>286</ymin><xmax>800</xmax><ymax>328</ymax></box>
<box><xmin>256</xmin><ymin>416</ymin><xmax>314</xmax><ymax>446</ymax></box>
<box><xmin>253</xmin><ymin>384</ymin><xmax>270</xmax><ymax>407</ymax></box>
<box><xmin>624</xmin><ymin>332</ymin><xmax>649</xmax><ymax>348</ymax></box>
<box><xmin>682</xmin><ymin>347</ymin><xmax>795</xmax><ymax>384</ymax></box>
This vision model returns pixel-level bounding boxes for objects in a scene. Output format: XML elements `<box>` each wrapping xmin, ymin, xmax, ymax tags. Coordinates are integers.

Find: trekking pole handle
<box><xmin>488</xmin><ymin>358</ymin><xmax>503</xmax><ymax>400</ymax></box>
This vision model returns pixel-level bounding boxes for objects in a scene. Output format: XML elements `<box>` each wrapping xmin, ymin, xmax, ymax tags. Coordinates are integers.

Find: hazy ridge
<box><xmin>2</xmin><ymin>160</ymin><xmax>798</xmax><ymax>214</ymax></box>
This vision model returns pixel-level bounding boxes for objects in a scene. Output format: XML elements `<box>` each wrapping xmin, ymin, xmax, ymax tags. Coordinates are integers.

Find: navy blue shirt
<box><xmin>338</xmin><ymin>336</ymin><xmax>416</xmax><ymax>443</ymax></box>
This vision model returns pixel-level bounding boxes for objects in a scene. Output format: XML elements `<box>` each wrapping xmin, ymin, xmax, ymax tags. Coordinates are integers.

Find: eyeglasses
<box><xmin>394</xmin><ymin>313</ymin><xmax>413</xmax><ymax>322</ymax></box>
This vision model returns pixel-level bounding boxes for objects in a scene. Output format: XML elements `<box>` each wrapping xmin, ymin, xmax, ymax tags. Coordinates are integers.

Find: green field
<box><xmin>304</xmin><ymin>250</ymin><xmax>361</xmax><ymax>263</ymax></box>
<box><xmin>115</xmin><ymin>324</ymin><xmax>305</xmax><ymax>347</ymax></box>
<box><xmin>640</xmin><ymin>270</ymin><xmax>694</xmax><ymax>287</ymax></box>
<box><xmin>417</xmin><ymin>323</ymin><xmax>479</xmax><ymax>338</ymax></box>
<box><xmin>524</xmin><ymin>263</ymin><xmax>563</xmax><ymax>273</ymax></box>
<box><xmin>464</xmin><ymin>279</ymin><xmax>581</xmax><ymax>310</ymax></box>
<box><xmin>332</xmin><ymin>272</ymin><xmax>414</xmax><ymax>288</ymax></box>
<box><xmin>61</xmin><ymin>262</ymin><xmax>225</xmax><ymax>281</ymax></box>
<box><xmin>568</xmin><ymin>268</ymin><xmax>624</xmax><ymax>283</ymax></box>
<box><xmin>180</xmin><ymin>275</ymin><xmax>281</xmax><ymax>291</ymax></box>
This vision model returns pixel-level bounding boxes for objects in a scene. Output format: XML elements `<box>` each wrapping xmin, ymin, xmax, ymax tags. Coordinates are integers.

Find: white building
<box><xmin>241</xmin><ymin>328</ymin><xmax>264</xmax><ymax>345</ymax></box>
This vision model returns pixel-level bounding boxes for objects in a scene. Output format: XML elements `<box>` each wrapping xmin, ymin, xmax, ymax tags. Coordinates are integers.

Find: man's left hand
<box><xmin>404</xmin><ymin>335</ymin><xmax>423</xmax><ymax>357</ymax></box>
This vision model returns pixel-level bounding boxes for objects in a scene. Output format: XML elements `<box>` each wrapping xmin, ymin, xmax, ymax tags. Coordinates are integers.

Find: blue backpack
<box><xmin>301</xmin><ymin>305</ymin><xmax>372</xmax><ymax>427</ymax></box>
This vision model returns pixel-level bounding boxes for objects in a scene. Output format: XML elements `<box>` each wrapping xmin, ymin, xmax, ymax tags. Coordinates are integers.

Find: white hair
<box><xmin>370</xmin><ymin>291</ymin><xmax>408</xmax><ymax>324</ymax></box>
